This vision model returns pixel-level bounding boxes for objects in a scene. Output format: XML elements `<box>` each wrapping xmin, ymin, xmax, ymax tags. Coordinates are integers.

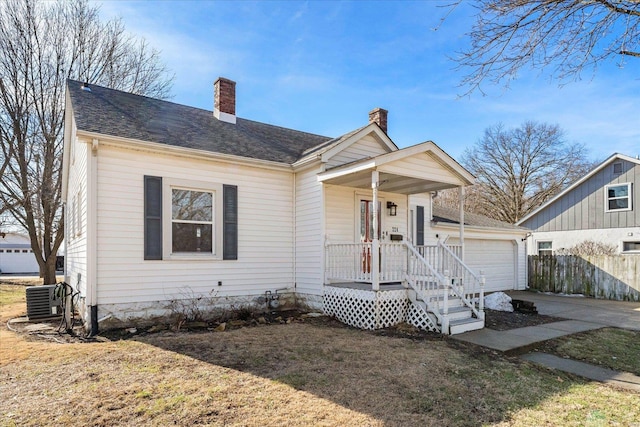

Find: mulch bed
<box><xmin>484</xmin><ymin>309</ymin><xmax>566</xmax><ymax>331</ymax></box>
<box><xmin>6</xmin><ymin>305</ymin><xmax>567</xmax><ymax>344</ymax></box>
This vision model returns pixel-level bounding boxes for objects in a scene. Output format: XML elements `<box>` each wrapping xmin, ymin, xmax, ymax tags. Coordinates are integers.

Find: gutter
<box><xmin>432</xmin><ymin>222</ymin><xmax>528</xmax><ymax>234</ymax></box>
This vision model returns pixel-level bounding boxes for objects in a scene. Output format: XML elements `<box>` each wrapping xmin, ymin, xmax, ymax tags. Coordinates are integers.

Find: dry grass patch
<box><xmin>1</xmin><ymin>308</ymin><xmax>639</xmax><ymax>427</ymax></box>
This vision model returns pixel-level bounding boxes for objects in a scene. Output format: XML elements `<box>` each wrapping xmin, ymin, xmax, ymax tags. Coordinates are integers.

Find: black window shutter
<box><xmin>223</xmin><ymin>185</ymin><xmax>238</xmax><ymax>260</ymax></box>
<box><xmin>144</xmin><ymin>176</ymin><xmax>163</xmax><ymax>260</ymax></box>
<box><xmin>416</xmin><ymin>205</ymin><xmax>424</xmax><ymax>246</ymax></box>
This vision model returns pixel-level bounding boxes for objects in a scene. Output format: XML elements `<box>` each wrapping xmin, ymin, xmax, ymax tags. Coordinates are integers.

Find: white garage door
<box><xmin>0</xmin><ymin>249</ymin><xmax>40</xmax><ymax>274</ymax></box>
<box><xmin>462</xmin><ymin>239</ymin><xmax>516</xmax><ymax>293</ymax></box>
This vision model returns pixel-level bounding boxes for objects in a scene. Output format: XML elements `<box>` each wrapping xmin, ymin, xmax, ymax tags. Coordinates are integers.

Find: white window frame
<box><xmin>537</xmin><ymin>241</ymin><xmax>552</xmax><ymax>256</ymax></box>
<box><xmin>162</xmin><ymin>178</ymin><xmax>223</xmax><ymax>260</ymax></box>
<box><xmin>605</xmin><ymin>183</ymin><xmax>632</xmax><ymax>213</ymax></box>
<box><xmin>621</xmin><ymin>241</ymin><xmax>640</xmax><ymax>254</ymax></box>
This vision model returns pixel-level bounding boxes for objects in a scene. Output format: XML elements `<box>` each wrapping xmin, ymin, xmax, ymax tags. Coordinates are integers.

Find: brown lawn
<box><xmin>1</xmin><ymin>283</ymin><xmax>638</xmax><ymax>426</ymax></box>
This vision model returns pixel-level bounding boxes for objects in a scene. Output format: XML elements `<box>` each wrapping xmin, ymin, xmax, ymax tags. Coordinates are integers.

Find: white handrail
<box><xmin>437</xmin><ymin>241</ymin><xmax>483</xmax><ymax>318</ymax></box>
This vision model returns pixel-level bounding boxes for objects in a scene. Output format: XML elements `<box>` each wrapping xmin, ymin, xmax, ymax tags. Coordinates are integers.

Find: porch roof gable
<box><xmin>317</xmin><ymin>141</ymin><xmax>475</xmax><ymax>194</ymax></box>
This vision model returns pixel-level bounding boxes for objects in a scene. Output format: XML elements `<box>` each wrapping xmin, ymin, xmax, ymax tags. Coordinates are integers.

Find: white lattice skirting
<box><xmin>323</xmin><ymin>286</ymin><xmax>410</xmax><ymax>330</ymax></box>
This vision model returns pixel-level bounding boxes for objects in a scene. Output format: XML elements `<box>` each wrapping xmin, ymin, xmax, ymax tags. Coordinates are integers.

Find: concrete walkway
<box><xmin>453</xmin><ymin>291</ymin><xmax>640</xmax><ymax>353</ymax></box>
<box><xmin>522</xmin><ymin>352</ymin><xmax>640</xmax><ymax>392</ymax></box>
<box><xmin>452</xmin><ymin>319</ymin><xmax>603</xmax><ymax>354</ymax></box>
<box><xmin>452</xmin><ymin>292</ymin><xmax>640</xmax><ymax>388</ymax></box>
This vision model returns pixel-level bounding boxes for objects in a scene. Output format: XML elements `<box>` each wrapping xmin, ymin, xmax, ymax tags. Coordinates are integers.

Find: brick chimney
<box><xmin>214</xmin><ymin>77</ymin><xmax>236</xmax><ymax>124</ymax></box>
<box><xmin>368</xmin><ymin>107</ymin><xmax>388</xmax><ymax>133</ymax></box>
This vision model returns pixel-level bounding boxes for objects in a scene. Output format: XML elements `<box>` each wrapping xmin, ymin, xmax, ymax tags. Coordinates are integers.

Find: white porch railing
<box><xmin>325</xmin><ymin>240</ymin><xmax>485</xmax><ymax>333</ymax></box>
<box><xmin>324</xmin><ymin>243</ymin><xmax>373</xmax><ymax>282</ymax></box>
<box><xmin>324</xmin><ymin>242</ymin><xmax>408</xmax><ymax>283</ymax></box>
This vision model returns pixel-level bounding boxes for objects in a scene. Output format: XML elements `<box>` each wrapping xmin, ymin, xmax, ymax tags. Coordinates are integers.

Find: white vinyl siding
<box><xmin>325</xmin><ymin>135</ymin><xmax>390</xmax><ymax>168</ymax></box>
<box><xmin>65</xmin><ymin>130</ymin><xmax>89</xmax><ymax>295</ymax></box>
<box><xmin>379</xmin><ymin>152</ymin><xmax>466</xmax><ymax>187</ymax></box>
<box><xmin>324</xmin><ymin>185</ymin><xmax>408</xmax><ymax>243</ymax></box>
<box><xmin>95</xmin><ymin>145</ymin><xmax>295</xmax><ymax>305</ymax></box>
<box><xmin>294</xmin><ymin>166</ymin><xmax>324</xmax><ymax>295</ymax></box>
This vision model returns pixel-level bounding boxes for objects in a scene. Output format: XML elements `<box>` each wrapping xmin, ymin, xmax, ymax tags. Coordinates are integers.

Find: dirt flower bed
<box><xmin>484</xmin><ymin>309</ymin><xmax>566</xmax><ymax>331</ymax></box>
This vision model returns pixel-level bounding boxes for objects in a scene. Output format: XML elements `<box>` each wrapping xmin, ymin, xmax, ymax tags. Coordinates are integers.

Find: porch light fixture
<box><xmin>386</xmin><ymin>201</ymin><xmax>397</xmax><ymax>216</ymax></box>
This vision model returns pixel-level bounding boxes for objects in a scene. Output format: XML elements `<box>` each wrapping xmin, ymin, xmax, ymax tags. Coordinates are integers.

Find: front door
<box><xmin>359</xmin><ymin>199</ymin><xmax>381</xmax><ymax>274</ymax></box>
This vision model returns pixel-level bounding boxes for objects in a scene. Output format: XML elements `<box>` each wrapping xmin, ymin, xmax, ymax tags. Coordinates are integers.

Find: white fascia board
<box><xmin>373</xmin><ymin>141</ymin><xmax>475</xmax><ymax>185</ymax></box>
<box><xmin>61</xmin><ymin>92</ymin><xmax>74</xmax><ymax>201</ymax></box>
<box><xmin>317</xmin><ymin>159</ymin><xmax>377</xmax><ymax>182</ymax></box>
<box><xmin>292</xmin><ymin>153</ymin><xmax>322</xmax><ymax>169</ymax></box>
<box><xmin>320</xmin><ymin>124</ymin><xmax>396</xmax><ymax>163</ymax></box>
<box><xmin>317</xmin><ymin>140</ymin><xmax>476</xmax><ymax>185</ymax></box>
<box><xmin>75</xmin><ymin>130</ymin><xmax>293</xmax><ymax>172</ymax></box>
<box><xmin>516</xmin><ymin>153</ymin><xmax>640</xmax><ymax>225</ymax></box>
<box><xmin>433</xmin><ymin>222</ymin><xmax>528</xmax><ymax>237</ymax></box>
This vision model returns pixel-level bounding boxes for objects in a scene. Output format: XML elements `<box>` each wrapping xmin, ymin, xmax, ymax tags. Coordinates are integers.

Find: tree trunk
<box><xmin>42</xmin><ymin>254</ymin><xmax>58</xmax><ymax>284</ymax></box>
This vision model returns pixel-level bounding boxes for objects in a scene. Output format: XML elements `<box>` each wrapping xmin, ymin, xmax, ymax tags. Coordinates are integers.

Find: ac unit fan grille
<box><xmin>26</xmin><ymin>285</ymin><xmax>62</xmax><ymax>319</ymax></box>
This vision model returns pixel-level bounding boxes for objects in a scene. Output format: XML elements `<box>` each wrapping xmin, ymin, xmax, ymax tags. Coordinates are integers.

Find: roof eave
<box><xmin>75</xmin><ymin>129</ymin><xmax>294</xmax><ymax>172</ymax></box>
<box><xmin>432</xmin><ymin>221</ymin><xmax>528</xmax><ymax>234</ymax></box>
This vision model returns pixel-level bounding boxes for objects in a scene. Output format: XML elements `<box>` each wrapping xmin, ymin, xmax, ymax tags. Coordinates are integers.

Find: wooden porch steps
<box><xmin>449</xmin><ymin>317</ymin><xmax>485</xmax><ymax>335</ymax></box>
<box><xmin>439</xmin><ymin>306</ymin><xmax>472</xmax><ymax>322</ymax></box>
<box><xmin>408</xmin><ymin>289</ymin><xmax>483</xmax><ymax>335</ymax></box>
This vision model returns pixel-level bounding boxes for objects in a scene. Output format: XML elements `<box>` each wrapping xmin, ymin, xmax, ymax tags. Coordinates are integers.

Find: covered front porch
<box><xmin>318</xmin><ymin>142</ymin><xmax>485</xmax><ymax>335</ymax></box>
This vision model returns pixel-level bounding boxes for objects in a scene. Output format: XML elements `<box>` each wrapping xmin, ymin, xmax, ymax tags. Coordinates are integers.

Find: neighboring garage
<box><xmin>0</xmin><ymin>232</ymin><xmax>39</xmax><ymax>274</ymax></box>
<box><xmin>430</xmin><ymin>206</ymin><xmax>528</xmax><ymax>292</ymax></box>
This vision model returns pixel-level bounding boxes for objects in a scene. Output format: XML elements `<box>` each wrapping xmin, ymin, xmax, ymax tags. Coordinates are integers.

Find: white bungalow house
<box><xmin>62</xmin><ymin>78</ymin><xmax>525</xmax><ymax>335</ymax></box>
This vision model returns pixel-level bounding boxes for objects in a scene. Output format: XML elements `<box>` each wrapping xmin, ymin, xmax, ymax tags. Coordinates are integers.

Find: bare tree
<box><xmin>442</xmin><ymin>121</ymin><xmax>594</xmax><ymax>224</ymax></box>
<box><xmin>0</xmin><ymin>0</ymin><xmax>173</xmax><ymax>284</ymax></box>
<box><xmin>456</xmin><ymin>0</ymin><xmax>640</xmax><ymax>93</ymax></box>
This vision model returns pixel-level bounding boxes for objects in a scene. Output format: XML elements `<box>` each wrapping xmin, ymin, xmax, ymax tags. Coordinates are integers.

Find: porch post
<box><xmin>459</xmin><ymin>185</ymin><xmax>465</xmax><ymax>263</ymax></box>
<box><xmin>371</xmin><ymin>170</ymin><xmax>380</xmax><ymax>291</ymax></box>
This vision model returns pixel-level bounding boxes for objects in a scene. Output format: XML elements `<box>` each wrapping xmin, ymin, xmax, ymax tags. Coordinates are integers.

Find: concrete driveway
<box><xmin>508</xmin><ymin>290</ymin><xmax>640</xmax><ymax>331</ymax></box>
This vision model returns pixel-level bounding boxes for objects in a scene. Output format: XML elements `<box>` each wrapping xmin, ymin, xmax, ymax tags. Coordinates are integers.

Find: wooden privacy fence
<box><xmin>528</xmin><ymin>255</ymin><xmax>640</xmax><ymax>302</ymax></box>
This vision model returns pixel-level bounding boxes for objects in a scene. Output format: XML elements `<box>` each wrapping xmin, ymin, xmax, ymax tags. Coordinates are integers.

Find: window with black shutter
<box><xmin>223</xmin><ymin>185</ymin><xmax>238</xmax><ymax>260</ymax></box>
<box><xmin>144</xmin><ymin>176</ymin><xmax>163</xmax><ymax>260</ymax></box>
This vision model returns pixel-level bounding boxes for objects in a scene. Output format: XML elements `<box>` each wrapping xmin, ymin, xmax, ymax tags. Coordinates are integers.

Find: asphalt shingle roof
<box><xmin>67</xmin><ymin>80</ymin><xmax>332</xmax><ymax>164</ymax></box>
<box><xmin>432</xmin><ymin>205</ymin><xmax>527</xmax><ymax>231</ymax></box>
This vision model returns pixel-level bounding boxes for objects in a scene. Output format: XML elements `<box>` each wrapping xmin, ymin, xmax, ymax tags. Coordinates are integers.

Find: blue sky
<box><xmin>97</xmin><ymin>0</ymin><xmax>639</xmax><ymax>161</ymax></box>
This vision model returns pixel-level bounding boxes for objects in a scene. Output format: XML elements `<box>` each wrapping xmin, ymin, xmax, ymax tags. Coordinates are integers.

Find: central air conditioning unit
<box><xmin>26</xmin><ymin>285</ymin><xmax>62</xmax><ymax>320</ymax></box>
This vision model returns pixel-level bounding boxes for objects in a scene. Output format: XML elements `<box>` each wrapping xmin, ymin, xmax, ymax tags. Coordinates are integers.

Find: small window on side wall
<box><xmin>622</xmin><ymin>241</ymin><xmax>640</xmax><ymax>253</ymax></box>
<box><xmin>605</xmin><ymin>183</ymin><xmax>632</xmax><ymax>212</ymax></box>
<box><xmin>537</xmin><ymin>241</ymin><xmax>552</xmax><ymax>256</ymax></box>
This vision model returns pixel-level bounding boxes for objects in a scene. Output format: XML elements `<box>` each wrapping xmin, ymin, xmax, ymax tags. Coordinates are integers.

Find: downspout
<box><xmin>292</xmin><ymin>171</ymin><xmax>296</xmax><ymax>295</ymax></box>
<box><xmin>87</xmin><ymin>139</ymin><xmax>99</xmax><ymax>336</ymax></box>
